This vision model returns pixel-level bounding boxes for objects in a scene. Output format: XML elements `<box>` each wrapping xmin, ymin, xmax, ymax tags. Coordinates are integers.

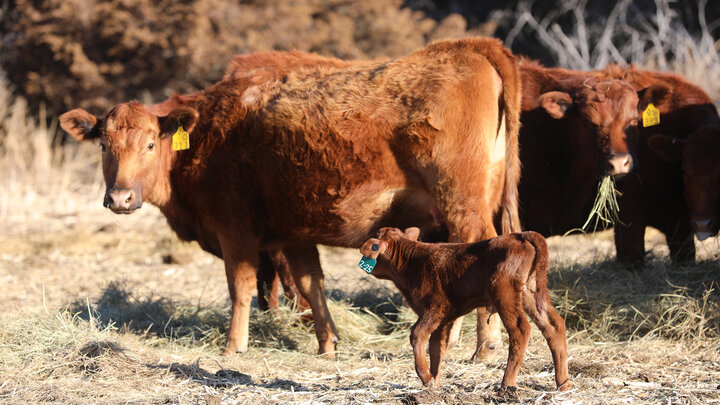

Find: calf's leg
<box><xmin>220</xmin><ymin>236</ymin><xmax>260</xmax><ymax>355</ymax></box>
<box><xmin>282</xmin><ymin>243</ymin><xmax>339</xmax><ymax>356</ymax></box>
<box><xmin>523</xmin><ymin>291</ymin><xmax>572</xmax><ymax>391</ymax></box>
<box><xmin>428</xmin><ymin>321</ymin><xmax>453</xmax><ymax>386</ymax></box>
<box><xmin>410</xmin><ymin>314</ymin><xmax>442</xmax><ymax>387</ymax></box>
<box><xmin>495</xmin><ymin>292</ymin><xmax>531</xmax><ymax>389</ymax></box>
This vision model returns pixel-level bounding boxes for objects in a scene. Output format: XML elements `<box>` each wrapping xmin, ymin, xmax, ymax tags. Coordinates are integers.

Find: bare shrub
<box><xmin>0</xmin><ymin>0</ymin><xmax>488</xmax><ymax>118</ymax></box>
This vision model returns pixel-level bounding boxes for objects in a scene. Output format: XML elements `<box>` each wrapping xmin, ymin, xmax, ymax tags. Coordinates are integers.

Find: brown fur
<box><xmin>597</xmin><ymin>64</ymin><xmax>720</xmax><ymax>263</ymax></box>
<box><xmin>58</xmin><ymin>37</ymin><xmax>523</xmax><ymax>357</ymax></box>
<box><xmin>360</xmin><ymin>228</ymin><xmax>571</xmax><ymax>391</ymax></box>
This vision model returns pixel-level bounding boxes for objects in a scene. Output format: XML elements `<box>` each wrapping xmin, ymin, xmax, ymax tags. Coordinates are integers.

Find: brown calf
<box><xmin>359</xmin><ymin>228</ymin><xmax>571</xmax><ymax>391</ymax></box>
<box><xmin>59</xmin><ymin>37</ymin><xmax>522</xmax><ymax>357</ymax></box>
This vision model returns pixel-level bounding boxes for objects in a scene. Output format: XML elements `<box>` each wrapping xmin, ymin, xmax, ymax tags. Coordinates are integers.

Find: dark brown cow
<box><xmin>598</xmin><ymin>65</ymin><xmax>720</xmax><ymax>263</ymax></box>
<box><xmin>59</xmin><ymin>37</ymin><xmax>522</xmax><ymax>357</ymax></box>
<box><xmin>359</xmin><ymin>227</ymin><xmax>571</xmax><ymax>391</ymax></box>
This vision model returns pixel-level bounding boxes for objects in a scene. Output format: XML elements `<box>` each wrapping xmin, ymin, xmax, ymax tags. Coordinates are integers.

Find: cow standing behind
<box><xmin>359</xmin><ymin>227</ymin><xmax>572</xmax><ymax>391</ymax></box>
<box><xmin>59</xmin><ymin>37</ymin><xmax>522</xmax><ymax>357</ymax></box>
<box><xmin>598</xmin><ymin>65</ymin><xmax>720</xmax><ymax>263</ymax></box>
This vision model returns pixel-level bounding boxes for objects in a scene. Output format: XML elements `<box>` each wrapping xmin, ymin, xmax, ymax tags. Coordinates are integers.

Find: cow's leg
<box><xmin>663</xmin><ymin>219</ymin><xmax>696</xmax><ymax>264</ymax></box>
<box><xmin>522</xmin><ymin>291</ymin><xmax>572</xmax><ymax>391</ymax></box>
<box><xmin>269</xmin><ymin>249</ymin><xmax>312</xmax><ymax>315</ymax></box>
<box><xmin>470</xmin><ymin>307</ymin><xmax>503</xmax><ymax>363</ymax></box>
<box><xmin>494</xmin><ymin>288</ymin><xmax>530</xmax><ymax>389</ymax></box>
<box><xmin>614</xmin><ymin>174</ymin><xmax>646</xmax><ymax>265</ymax></box>
<box><xmin>256</xmin><ymin>250</ymin><xmax>280</xmax><ymax>310</ymax></box>
<box><xmin>429</xmin><ymin>321</ymin><xmax>453</xmax><ymax>387</ymax></box>
<box><xmin>410</xmin><ymin>314</ymin><xmax>442</xmax><ymax>387</ymax></box>
<box><xmin>282</xmin><ymin>243</ymin><xmax>338</xmax><ymax>356</ymax></box>
<box><xmin>220</xmin><ymin>236</ymin><xmax>260</xmax><ymax>355</ymax></box>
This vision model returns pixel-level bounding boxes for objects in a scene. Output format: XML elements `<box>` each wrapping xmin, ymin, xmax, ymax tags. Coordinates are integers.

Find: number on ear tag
<box><xmin>358</xmin><ymin>256</ymin><xmax>377</xmax><ymax>274</ymax></box>
<box><xmin>172</xmin><ymin>126</ymin><xmax>190</xmax><ymax>151</ymax></box>
<box><xmin>642</xmin><ymin>103</ymin><xmax>660</xmax><ymax>127</ymax></box>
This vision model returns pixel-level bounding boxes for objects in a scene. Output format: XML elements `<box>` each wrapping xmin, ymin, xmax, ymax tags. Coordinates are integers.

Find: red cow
<box><xmin>359</xmin><ymin>227</ymin><xmax>572</xmax><ymax>391</ymax></box>
<box><xmin>598</xmin><ymin>65</ymin><xmax>720</xmax><ymax>263</ymax></box>
<box><xmin>59</xmin><ymin>37</ymin><xmax>522</xmax><ymax>357</ymax></box>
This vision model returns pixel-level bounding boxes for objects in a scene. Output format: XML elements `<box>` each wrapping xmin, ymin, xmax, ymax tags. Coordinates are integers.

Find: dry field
<box><xmin>1</xmin><ymin>81</ymin><xmax>720</xmax><ymax>404</ymax></box>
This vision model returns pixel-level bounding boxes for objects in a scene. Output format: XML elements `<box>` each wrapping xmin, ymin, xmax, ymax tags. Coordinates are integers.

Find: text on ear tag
<box><xmin>172</xmin><ymin>126</ymin><xmax>190</xmax><ymax>151</ymax></box>
<box><xmin>642</xmin><ymin>103</ymin><xmax>660</xmax><ymax>127</ymax></box>
<box><xmin>358</xmin><ymin>256</ymin><xmax>377</xmax><ymax>274</ymax></box>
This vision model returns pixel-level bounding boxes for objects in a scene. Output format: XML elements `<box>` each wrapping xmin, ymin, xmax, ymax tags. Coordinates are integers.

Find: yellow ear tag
<box><xmin>642</xmin><ymin>103</ymin><xmax>660</xmax><ymax>127</ymax></box>
<box><xmin>172</xmin><ymin>125</ymin><xmax>190</xmax><ymax>151</ymax></box>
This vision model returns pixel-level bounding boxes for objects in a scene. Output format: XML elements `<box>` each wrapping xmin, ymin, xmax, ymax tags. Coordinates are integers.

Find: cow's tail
<box><xmin>521</xmin><ymin>231</ymin><xmax>549</xmax><ymax>315</ymax></box>
<box><xmin>479</xmin><ymin>39</ymin><xmax>523</xmax><ymax>234</ymax></box>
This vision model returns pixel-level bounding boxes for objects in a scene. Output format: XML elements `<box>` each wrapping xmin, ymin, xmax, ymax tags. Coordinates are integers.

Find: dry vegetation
<box><xmin>1</xmin><ymin>1</ymin><xmax>720</xmax><ymax>403</ymax></box>
<box><xmin>1</xmin><ymin>73</ymin><xmax>719</xmax><ymax>404</ymax></box>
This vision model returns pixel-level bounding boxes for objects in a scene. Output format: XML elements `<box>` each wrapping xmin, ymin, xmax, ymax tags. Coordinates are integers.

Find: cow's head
<box><xmin>60</xmin><ymin>102</ymin><xmax>198</xmax><ymax>213</ymax></box>
<box><xmin>648</xmin><ymin>127</ymin><xmax>720</xmax><ymax>240</ymax></box>
<box><xmin>538</xmin><ymin>79</ymin><xmax>645</xmax><ymax>176</ymax></box>
<box><xmin>359</xmin><ymin>227</ymin><xmax>420</xmax><ymax>279</ymax></box>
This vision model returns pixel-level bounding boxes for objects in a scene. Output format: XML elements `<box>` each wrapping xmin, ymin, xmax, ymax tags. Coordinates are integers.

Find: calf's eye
<box><xmin>100</xmin><ymin>143</ymin><xmax>106</xmax><ymax>152</ymax></box>
<box><xmin>148</xmin><ymin>143</ymin><xmax>154</xmax><ymax>151</ymax></box>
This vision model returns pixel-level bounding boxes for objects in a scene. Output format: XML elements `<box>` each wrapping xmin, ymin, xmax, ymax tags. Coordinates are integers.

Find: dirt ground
<box><xmin>1</xmin><ymin>194</ymin><xmax>719</xmax><ymax>404</ymax></box>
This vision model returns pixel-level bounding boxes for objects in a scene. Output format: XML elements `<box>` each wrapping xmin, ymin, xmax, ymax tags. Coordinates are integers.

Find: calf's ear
<box><xmin>647</xmin><ymin>134</ymin><xmax>683</xmax><ymax>162</ymax></box>
<box><xmin>637</xmin><ymin>83</ymin><xmax>671</xmax><ymax>111</ymax></box>
<box><xmin>59</xmin><ymin>109</ymin><xmax>101</xmax><ymax>141</ymax></box>
<box><xmin>538</xmin><ymin>91</ymin><xmax>573</xmax><ymax>119</ymax></box>
<box><xmin>404</xmin><ymin>227</ymin><xmax>420</xmax><ymax>241</ymax></box>
<box><xmin>360</xmin><ymin>238</ymin><xmax>388</xmax><ymax>259</ymax></box>
<box><xmin>159</xmin><ymin>106</ymin><xmax>199</xmax><ymax>138</ymax></box>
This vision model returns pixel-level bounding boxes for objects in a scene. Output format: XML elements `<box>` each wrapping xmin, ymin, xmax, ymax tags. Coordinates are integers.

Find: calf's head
<box><xmin>60</xmin><ymin>102</ymin><xmax>198</xmax><ymax>213</ymax></box>
<box><xmin>359</xmin><ymin>227</ymin><xmax>420</xmax><ymax>279</ymax></box>
<box><xmin>538</xmin><ymin>79</ymin><xmax>644</xmax><ymax>176</ymax></box>
<box><xmin>648</xmin><ymin>127</ymin><xmax>720</xmax><ymax>240</ymax></box>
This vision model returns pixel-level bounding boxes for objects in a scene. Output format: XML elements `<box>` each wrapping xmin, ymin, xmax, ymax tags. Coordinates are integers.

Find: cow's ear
<box><xmin>59</xmin><ymin>109</ymin><xmax>101</xmax><ymax>141</ymax></box>
<box><xmin>158</xmin><ymin>106</ymin><xmax>199</xmax><ymax>138</ymax></box>
<box><xmin>404</xmin><ymin>227</ymin><xmax>420</xmax><ymax>241</ymax></box>
<box><xmin>538</xmin><ymin>91</ymin><xmax>573</xmax><ymax>119</ymax></box>
<box><xmin>647</xmin><ymin>134</ymin><xmax>684</xmax><ymax>162</ymax></box>
<box><xmin>637</xmin><ymin>83</ymin><xmax>671</xmax><ymax>112</ymax></box>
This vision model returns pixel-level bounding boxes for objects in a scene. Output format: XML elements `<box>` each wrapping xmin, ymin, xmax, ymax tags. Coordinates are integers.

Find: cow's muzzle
<box><xmin>607</xmin><ymin>153</ymin><xmax>633</xmax><ymax>175</ymax></box>
<box><xmin>104</xmin><ymin>187</ymin><xmax>142</xmax><ymax>214</ymax></box>
<box><xmin>692</xmin><ymin>216</ymin><xmax>718</xmax><ymax>241</ymax></box>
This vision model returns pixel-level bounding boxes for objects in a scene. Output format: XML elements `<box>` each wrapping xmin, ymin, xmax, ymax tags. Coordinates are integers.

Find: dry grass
<box><xmin>2</xmin><ymin>47</ymin><xmax>720</xmax><ymax>404</ymax></box>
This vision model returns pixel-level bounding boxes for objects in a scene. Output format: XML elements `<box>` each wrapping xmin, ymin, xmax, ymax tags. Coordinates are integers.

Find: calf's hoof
<box><xmin>221</xmin><ymin>345</ymin><xmax>246</xmax><ymax>357</ymax></box>
<box><xmin>557</xmin><ymin>379</ymin><xmax>574</xmax><ymax>391</ymax></box>
<box><xmin>469</xmin><ymin>340</ymin><xmax>503</xmax><ymax>363</ymax></box>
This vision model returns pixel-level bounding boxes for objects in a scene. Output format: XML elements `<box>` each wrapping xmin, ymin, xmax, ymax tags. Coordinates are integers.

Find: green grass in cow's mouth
<box><xmin>581</xmin><ymin>175</ymin><xmax>622</xmax><ymax>232</ymax></box>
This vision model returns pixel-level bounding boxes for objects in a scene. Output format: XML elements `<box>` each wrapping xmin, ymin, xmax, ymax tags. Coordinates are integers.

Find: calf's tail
<box><xmin>521</xmin><ymin>231</ymin><xmax>550</xmax><ymax>314</ymax></box>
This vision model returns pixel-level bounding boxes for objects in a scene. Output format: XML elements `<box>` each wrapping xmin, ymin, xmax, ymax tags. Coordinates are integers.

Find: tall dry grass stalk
<box><xmin>0</xmin><ymin>73</ymin><xmax>103</xmax><ymax>220</ymax></box>
<box><xmin>497</xmin><ymin>0</ymin><xmax>720</xmax><ymax>99</ymax></box>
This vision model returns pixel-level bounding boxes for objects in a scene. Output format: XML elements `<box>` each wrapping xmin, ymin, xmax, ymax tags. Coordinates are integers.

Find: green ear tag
<box><xmin>172</xmin><ymin>126</ymin><xmax>190</xmax><ymax>151</ymax></box>
<box><xmin>358</xmin><ymin>256</ymin><xmax>377</xmax><ymax>274</ymax></box>
<box><xmin>642</xmin><ymin>103</ymin><xmax>660</xmax><ymax>127</ymax></box>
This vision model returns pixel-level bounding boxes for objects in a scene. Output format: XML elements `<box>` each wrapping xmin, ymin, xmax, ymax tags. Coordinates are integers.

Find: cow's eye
<box><xmin>148</xmin><ymin>143</ymin><xmax>154</xmax><ymax>151</ymax></box>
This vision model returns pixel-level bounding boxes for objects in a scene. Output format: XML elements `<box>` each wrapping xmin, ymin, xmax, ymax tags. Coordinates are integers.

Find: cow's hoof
<box><xmin>317</xmin><ymin>336</ymin><xmax>338</xmax><ymax>358</ymax></box>
<box><xmin>558</xmin><ymin>379</ymin><xmax>574</xmax><ymax>391</ymax></box>
<box><xmin>496</xmin><ymin>385</ymin><xmax>517</xmax><ymax>398</ymax></box>
<box><xmin>470</xmin><ymin>340</ymin><xmax>502</xmax><ymax>363</ymax></box>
